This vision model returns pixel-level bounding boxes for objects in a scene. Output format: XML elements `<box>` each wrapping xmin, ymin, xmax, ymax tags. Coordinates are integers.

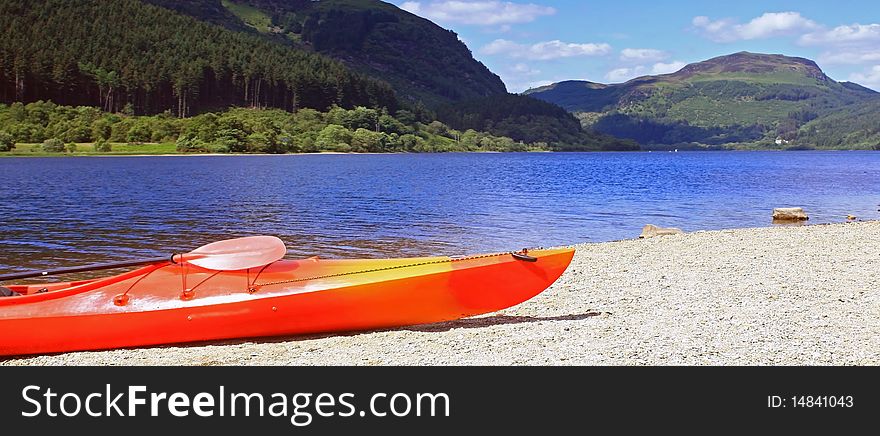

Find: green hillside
<box><xmin>797</xmin><ymin>100</ymin><xmax>880</xmax><ymax>149</ymax></box>
<box><xmin>0</xmin><ymin>0</ymin><xmax>398</xmax><ymax>116</ymax></box>
<box><xmin>525</xmin><ymin>52</ymin><xmax>880</xmax><ymax>149</ymax></box>
<box><xmin>146</xmin><ymin>0</ymin><xmax>508</xmax><ymax>106</ymax></box>
<box><xmin>435</xmin><ymin>94</ymin><xmax>637</xmax><ymax>151</ymax></box>
<box><xmin>220</xmin><ymin>0</ymin><xmax>273</xmax><ymax>32</ymax></box>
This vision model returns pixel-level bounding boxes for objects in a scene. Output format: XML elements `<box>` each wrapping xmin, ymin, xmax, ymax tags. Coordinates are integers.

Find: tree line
<box><xmin>146</xmin><ymin>0</ymin><xmax>509</xmax><ymax>105</ymax></box>
<box><xmin>0</xmin><ymin>0</ymin><xmax>398</xmax><ymax>117</ymax></box>
<box><xmin>0</xmin><ymin>101</ymin><xmax>600</xmax><ymax>153</ymax></box>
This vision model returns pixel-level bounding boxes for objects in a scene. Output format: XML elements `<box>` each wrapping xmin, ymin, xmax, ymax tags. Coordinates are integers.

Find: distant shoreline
<box><xmin>0</xmin><ymin>150</ymin><xmax>515</xmax><ymax>158</ymax></box>
<box><xmin>3</xmin><ymin>148</ymin><xmax>877</xmax><ymax>158</ymax></box>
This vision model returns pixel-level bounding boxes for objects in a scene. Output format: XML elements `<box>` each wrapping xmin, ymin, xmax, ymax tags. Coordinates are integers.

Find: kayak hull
<box><xmin>0</xmin><ymin>248</ymin><xmax>574</xmax><ymax>356</ymax></box>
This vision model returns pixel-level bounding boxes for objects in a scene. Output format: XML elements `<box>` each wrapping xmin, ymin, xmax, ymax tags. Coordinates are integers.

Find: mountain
<box><xmin>0</xmin><ymin>0</ymin><xmax>506</xmax><ymax>115</ymax></box>
<box><xmin>525</xmin><ymin>81</ymin><xmax>623</xmax><ymax>114</ymax></box>
<box><xmin>0</xmin><ymin>0</ymin><xmax>398</xmax><ymax>116</ymax></box>
<box><xmin>797</xmin><ymin>99</ymin><xmax>880</xmax><ymax>149</ymax></box>
<box><xmin>839</xmin><ymin>81</ymin><xmax>880</xmax><ymax>96</ymax></box>
<box><xmin>525</xmin><ymin>52</ymin><xmax>880</xmax><ymax>149</ymax></box>
<box><xmin>435</xmin><ymin>94</ymin><xmax>637</xmax><ymax>151</ymax></box>
<box><xmin>145</xmin><ymin>0</ymin><xmax>507</xmax><ymax>106</ymax></box>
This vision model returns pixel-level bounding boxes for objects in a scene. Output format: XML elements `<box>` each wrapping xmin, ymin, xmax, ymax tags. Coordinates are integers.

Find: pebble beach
<box><xmin>4</xmin><ymin>221</ymin><xmax>879</xmax><ymax>366</ymax></box>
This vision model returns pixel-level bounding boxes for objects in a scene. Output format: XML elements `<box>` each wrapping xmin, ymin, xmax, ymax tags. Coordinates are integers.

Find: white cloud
<box><xmin>401</xmin><ymin>2</ymin><xmax>420</xmax><ymax>13</ymax></box>
<box><xmin>849</xmin><ymin>65</ymin><xmax>880</xmax><ymax>90</ymax></box>
<box><xmin>507</xmin><ymin>79</ymin><xmax>556</xmax><ymax>93</ymax></box>
<box><xmin>605</xmin><ymin>61</ymin><xmax>686</xmax><ymax>82</ymax></box>
<box><xmin>818</xmin><ymin>50</ymin><xmax>880</xmax><ymax>65</ymax></box>
<box><xmin>511</xmin><ymin>63</ymin><xmax>541</xmax><ymax>76</ymax></box>
<box><xmin>799</xmin><ymin>23</ymin><xmax>880</xmax><ymax>66</ymax></box>
<box><xmin>481</xmin><ymin>39</ymin><xmax>521</xmax><ymax>54</ymax></box>
<box><xmin>481</xmin><ymin>39</ymin><xmax>611</xmax><ymax>60</ymax></box>
<box><xmin>400</xmin><ymin>1</ymin><xmax>555</xmax><ymax>26</ymax></box>
<box><xmin>651</xmin><ymin>61</ymin><xmax>687</xmax><ymax>74</ymax></box>
<box><xmin>500</xmin><ymin>63</ymin><xmax>552</xmax><ymax>92</ymax></box>
<box><xmin>800</xmin><ymin>23</ymin><xmax>880</xmax><ymax>46</ymax></box>
<box><xmin>692</xmin><ymin>12</ymin><xmax>819</xmax><ymax>42</ymax></box>
<box><xmin>605</xmin><ymin>66</ymin><xmax>646</xmax><ymax>82</ymax></box>
<box><xmin>691</xmin><ymin>13</ymin><xmax>880</xmax><ymax>68</ymax></box>
<box><xmin>620</xmin><ymin>48</ymin><xmax>668</xmax><ymax>62</ymax></box>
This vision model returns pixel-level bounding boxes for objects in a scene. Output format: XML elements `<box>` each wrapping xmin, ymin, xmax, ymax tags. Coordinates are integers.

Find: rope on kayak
<box><xmin>111</xmin><ymin>250</ymin><xmax>537</xmax><ymax>302</ymax></box>
<box><xmin>185</xmin><ymin>270</ymin><xmax>223</xmax><ymax>298</ymax></box>
<box><xmin>247</xmin><ymin>262</ymin><xmax>275</xmax><ymax>293</ymax></box>
<box><xmin>252</xmin><ymin>251</ymin><xmax>518</xmax><ymax>290</ymax></box>
<box><xmin>115</xmin><ymin>262</ymin><xmax>270</xmax><ymax>304</ymax></box>
<box><xmin>114</xmin><ymin>263</ymin><xmax>172</xmax><ymax>305</ymax></box>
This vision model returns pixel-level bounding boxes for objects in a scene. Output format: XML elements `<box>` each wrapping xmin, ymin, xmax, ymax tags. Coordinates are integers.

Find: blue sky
<box><xmin>391</xmin><ymin>0</ymin><xmax>880</xmax><ymax>92</ymax></box>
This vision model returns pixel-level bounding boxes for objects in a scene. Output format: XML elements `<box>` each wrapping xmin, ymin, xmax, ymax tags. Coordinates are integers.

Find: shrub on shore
<box><xmin>94</xmin><ymin>138</ymin><xmax>111</xmax><ymax>152</ymax></box>
<box><xmin>41</xmin><ymin>138</ymin><xmax>65</xmax><ymax>153</ymax></box>
<box><xmin>0</xmin><ymin>131</ymin><xmax>14</xmax><ymax>151</ymax></box>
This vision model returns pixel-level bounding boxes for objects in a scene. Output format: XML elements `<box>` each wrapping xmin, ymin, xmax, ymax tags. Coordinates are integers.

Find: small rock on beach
<box><xmin>772</xmin><ymin>207</ymin><xmax>809</xmax><ymax>221</ymax></box>
<box><xmin>639</xmin><ymin>224</ymin><xmax>684</xmax><ymax>239</ymax></box>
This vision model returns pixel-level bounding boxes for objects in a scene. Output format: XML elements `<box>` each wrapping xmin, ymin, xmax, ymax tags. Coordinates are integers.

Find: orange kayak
<box><xmin>0</xmin><ymin>248</ymin><xmax>574</xmax><ymax>356</ymax></box>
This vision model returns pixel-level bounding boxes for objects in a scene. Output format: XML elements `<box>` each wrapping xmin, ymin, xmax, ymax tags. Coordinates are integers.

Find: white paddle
<box><xmin>0</xmin><ymin>236</ymin><xmax>287</xmax><ymax>282</ymax></box>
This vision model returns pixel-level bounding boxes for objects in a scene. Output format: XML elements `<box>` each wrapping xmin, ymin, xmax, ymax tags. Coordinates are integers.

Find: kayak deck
<box><xmin>0</xmin><ymin>248</ymin><xmax>575</xmax><ymax>356</ymax></box>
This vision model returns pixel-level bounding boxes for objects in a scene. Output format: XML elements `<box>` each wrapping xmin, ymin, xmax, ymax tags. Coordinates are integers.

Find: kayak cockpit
<box><xmin>1</xmin><ymin>279</ymin><xmax>98</xmax><ymax>296</ymax></box>
<box><xmin>0</xmin><ymin>263</ymin><xmax>171</xmax><ymax>307</ymax></box>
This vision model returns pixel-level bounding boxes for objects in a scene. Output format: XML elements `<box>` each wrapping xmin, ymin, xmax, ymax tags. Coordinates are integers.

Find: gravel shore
<box><xmin>4</xmin><ymin>221</ymin><xmax>879</xmax><ymax>366</ymax></box>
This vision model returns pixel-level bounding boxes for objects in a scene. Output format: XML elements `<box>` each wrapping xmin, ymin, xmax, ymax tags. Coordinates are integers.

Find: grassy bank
<box><xmin>2</xmin><ymin>142</ymin><xmax>177</xmax><ymax>157</ymax></box>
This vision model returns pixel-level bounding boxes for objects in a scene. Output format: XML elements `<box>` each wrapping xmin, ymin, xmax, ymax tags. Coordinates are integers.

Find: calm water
<box><xmin>1</xmin><ymin>152</ymin><xmax>878</xmax><ymax>274</ymax></box>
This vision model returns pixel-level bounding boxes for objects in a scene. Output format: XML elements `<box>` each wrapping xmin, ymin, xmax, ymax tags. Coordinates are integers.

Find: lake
<box><xmin>1</xmin><ymin>151</ymin><xmax>878</xmax><ymax>275</ymax></box>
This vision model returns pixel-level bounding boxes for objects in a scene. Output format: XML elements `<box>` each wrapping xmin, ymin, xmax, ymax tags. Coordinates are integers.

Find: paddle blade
<box><xmin>183</xmin><ymin>236</ymin><xmax>287</xmax><ymax>271</ymax></box>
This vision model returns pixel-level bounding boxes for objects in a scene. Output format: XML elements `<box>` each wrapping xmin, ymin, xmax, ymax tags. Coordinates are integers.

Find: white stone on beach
<box><xmin>772</xmin><ymin>207</ymin><xmax>809</xmax><ymax>221</ymax></box>
<box><xmin>639</xmin><ymin>224</ymin><xmax>684</xmax><ymax>238</ymax></box>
